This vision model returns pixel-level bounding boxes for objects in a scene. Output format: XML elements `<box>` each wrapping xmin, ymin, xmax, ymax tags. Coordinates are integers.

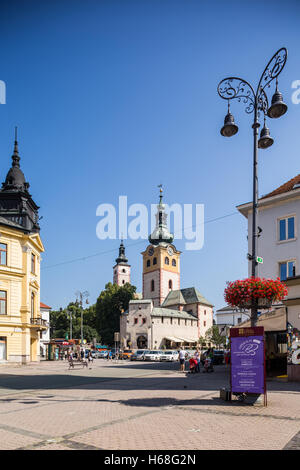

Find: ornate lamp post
<box><xmin>217</xmin><ymin>48</ymin><xmax>288</xmax><ymax>326</ymax></box>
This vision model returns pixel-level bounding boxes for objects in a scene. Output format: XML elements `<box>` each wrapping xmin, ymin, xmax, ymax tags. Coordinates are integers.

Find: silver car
<box><xmin>130</xmin><ymin>350</ymin><xmax>149</xmax><ymax>361</ymax></box>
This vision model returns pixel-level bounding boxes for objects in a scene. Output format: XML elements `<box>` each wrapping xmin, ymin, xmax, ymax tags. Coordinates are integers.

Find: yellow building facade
<box><xmin>0</xmin><ymin>135</ymin><xmax>46</xmax><ymax>364</ymax></box>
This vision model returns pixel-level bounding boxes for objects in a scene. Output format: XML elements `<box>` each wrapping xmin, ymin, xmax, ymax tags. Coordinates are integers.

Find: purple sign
<box><xmin>231</xmin><ymin>335</ymin><xmax>265</xmax><ymax>394</ymax></box>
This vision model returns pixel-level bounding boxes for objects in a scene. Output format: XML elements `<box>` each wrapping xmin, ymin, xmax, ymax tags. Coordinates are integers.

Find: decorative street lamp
<box><xmin>217</xmin><ymin>48</ymin><xmax>288</xmax><ymax>326</ymax></box>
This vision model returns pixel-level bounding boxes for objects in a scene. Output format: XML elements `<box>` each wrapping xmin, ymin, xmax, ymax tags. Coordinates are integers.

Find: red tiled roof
<box><xmin>40</xmin><ymin>302</ymin><xmax>51</xmax><ymax>309</ymax></box>
<box><xmin>261</xmin><ymin>174</ymin><xmax>300</xmax><ymax>199</ymax></box>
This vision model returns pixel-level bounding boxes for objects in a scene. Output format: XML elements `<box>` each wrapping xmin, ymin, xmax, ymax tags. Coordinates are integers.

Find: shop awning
<box><xmin>165</xmin><ymin>336</ymin><xmax>182</xmax><ymax>343</ymax></box>
<box><xmin>165</xmin><ymin>336</ymin><xmax>197</xmax><ymax>343</ymax></box>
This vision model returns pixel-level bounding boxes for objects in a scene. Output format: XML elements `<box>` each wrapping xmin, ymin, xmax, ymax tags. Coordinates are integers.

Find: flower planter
<box><xmin>224</xmin><ymin>277</ymin><xmax>288</xmax><ymax>309</ymax></box>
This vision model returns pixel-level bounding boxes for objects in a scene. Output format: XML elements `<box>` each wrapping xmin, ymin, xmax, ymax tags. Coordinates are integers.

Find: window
<box><xmin>0</xmin><ymin>244</ymin><xmax>7</xmax><ymax>266</ymax></box>
<box><xmin>204</xmin><ymin>310</ymin><xmax>206</xmax><ymax>315</ymax></box>
<box><xmin>204</xmin><ymin>321</ymin><xmax>206</xmax><ymax>327</ymax></box>
<box><xmin>147</xmin><ymin>259</ymin><xmax>150</xmax><ymax>267</ymax></box>
<box><xmin>169</xmin><ymin>279</ymin><xmax>172</xmax><ymax>290</ymax></box>
<box><xmin>153</xmin><ymin>257</ymin><xmax>157</xmax><ymax>265</ymax></box>
<box><xmin>142</xmin><ymin>318</ymin><xmax>146</xmax><ymax>324</ymax></box>
<box><xmin>122</xmin><ymin>269</ymin><xmax>126</xmax><ymax>273</ymax></box>
<box><xmin>161</xmin><ymin>317</ymin><xmax>164</xmax><ymax>324</ymax></box>
<box><xmin>279</xmin><ymin>216</ymin><xmax>295</xmax><ymax>241</ymax></box>
<box><xmin>122</xmin><ymin>280</ymin><xmax>125</xmax><ymax>284</ymax></box>
<box><xmin>170</xmin><ymin>318</ymin><xmax>173</xmax><ymax>325</ymax></box>
<box><xmin>0</xmin><ymin>291</ymin><xmax>7</xmax><ymax>315</ymax></box>
<box><xmin>134</xmin><ymin>318</ymin><xmax>138</xmax><ymax>324</ymax></box>
<box><xmin>279</xmin><ymin>261</ymin><xmax>295</xmax><ymax>280</ymax></box>
<box><xmin>172</xmin><ymin>259</ymin><xmax>176</xmax><ymax>267</ymax></box>
<box><xmin>31</xmin><ymin>253</ymin><xmax>36</xmax><ymax>274</ymax></box>
<box><xmin>151</xmin><ymin>280</ymin><xmax>155</xmax><ymax>292</ymax></box>
<box><xmin>237</xmin><ymin>318</ymin><xmax>242</xmax><ymax>324</ymax></box>
<box><xmin>31</xmin><ymin>292</ymin><xmax>35</xmax><ymax>317</ymax></box>
<box><xmin>0</xmin><ymin>337</ymin><xmax>7</xmax><ymax>361</ymax></box>
<box><xmin>165</xmin><ymin>257</ymin><xmax>169</xmax><ymax>265</ymax></box>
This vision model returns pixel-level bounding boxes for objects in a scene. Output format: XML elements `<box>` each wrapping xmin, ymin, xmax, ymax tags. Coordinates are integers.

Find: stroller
<box><xmin>203</xmin><ymin>356</ymin><xmax>214</xmax><ymax>373</ymax></box>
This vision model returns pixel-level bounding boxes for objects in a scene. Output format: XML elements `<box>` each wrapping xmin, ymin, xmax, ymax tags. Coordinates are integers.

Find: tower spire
<box><xmin>12</xmin><ymin>126</ymin><xmax>20</xmax><ymax>168</ymax></box>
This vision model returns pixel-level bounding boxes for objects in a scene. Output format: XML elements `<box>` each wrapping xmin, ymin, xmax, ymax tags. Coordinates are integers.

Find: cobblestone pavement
<box><xmin>0</xmin><ymin>360</ymin><xmax>299</xmax><ymax>450</ymax></box>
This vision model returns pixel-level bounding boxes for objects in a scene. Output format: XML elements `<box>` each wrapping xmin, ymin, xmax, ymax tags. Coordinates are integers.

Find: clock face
<box><xmin>167</xmin><ymin>246</ymin><xmax>174</xmax><ymax>256</ymax></box>
<box><xmin>148</xmin><ymin>247</ymin><xmax>154</xmax><ymax>256</ymax></box>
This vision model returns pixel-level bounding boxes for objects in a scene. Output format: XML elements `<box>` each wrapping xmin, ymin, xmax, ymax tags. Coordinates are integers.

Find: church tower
<box><xmin>142</xmin><ymin>188</ymin><xmax>180</xmax><ymax>307</ymax></box>
<box><xmin>113</xmin><ymin>240</ymin><xmax>131</xmax><ymax>286</ymax></box>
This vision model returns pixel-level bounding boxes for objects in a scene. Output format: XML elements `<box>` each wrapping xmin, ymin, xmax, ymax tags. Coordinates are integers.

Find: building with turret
<box><xmin>113</xmin><ymin>240</ymin><xmax>131</xmax><ymax>286</ymax></box>
<box><xmin>0</xmin><ymin>131</ymin><xmax>47</xmax><ymax>363</ymax></box>
<box><xmin>120</xmin><ymin>188</ymin><xmax>213</xmax><ymax>350</ymax></box>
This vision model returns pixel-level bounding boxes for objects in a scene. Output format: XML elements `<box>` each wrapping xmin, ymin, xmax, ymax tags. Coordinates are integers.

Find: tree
<box><xmin>198</xmin><ymin>336</ymin><xmax>206</xmax><ymax>348</ymax></box>
<box><xmin>95</xmin><ymin>282</ymin><xmax>136</xmax><ymax>346</ymax></box>
<box><xmin>205</xmin><ymin>326</ymin><xmax>225</xmax><ymax>349</ymax></box>
<box><xmin>50</xmin><ymin>302</ymin><xmax>101</xmax><ymax>343</ymax></box>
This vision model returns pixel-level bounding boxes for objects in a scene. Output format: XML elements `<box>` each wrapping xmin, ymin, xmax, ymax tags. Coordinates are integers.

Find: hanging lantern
<box><xmin>267</xmin><ymin>78</ymin><xmax>288</xmax><ymax>119</ymax></box>
<box><xmin>220</xmin><ymin>101</ymin><xmax>238</xmax><ymax>137</ymax></box>
<box><xmin>258</xmin><ymin>118</ymin><xmax>274</xmax><ymax>149</ymax></box>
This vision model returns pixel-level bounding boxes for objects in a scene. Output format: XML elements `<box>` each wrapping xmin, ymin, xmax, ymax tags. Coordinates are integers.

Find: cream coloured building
<box><xmin>0</xmin><ymin>135</ymin><xmax>46</xmax><ymax>364</ymax></box>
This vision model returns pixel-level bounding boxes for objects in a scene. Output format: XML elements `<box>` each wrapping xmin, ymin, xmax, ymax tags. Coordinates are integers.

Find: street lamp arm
<box><xmin>256</xmin><ymin>47</ymin><xmax>288</xmax><ymax>98</ymax></box>
<box><xmin>217</xmin><ymin>77</ymin><xmax>256</xmax><ymax>114</ymax></box>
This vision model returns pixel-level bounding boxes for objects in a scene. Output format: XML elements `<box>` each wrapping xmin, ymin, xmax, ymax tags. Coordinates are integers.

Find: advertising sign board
<box><xmin>230</xmin><ymin>327</ymin><xmax>265</xmax><ymax>395</ymax></box>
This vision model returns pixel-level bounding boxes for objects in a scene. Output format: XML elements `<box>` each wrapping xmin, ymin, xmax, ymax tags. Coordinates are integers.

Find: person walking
<box><xmin>194</xmin><ymin>349</ymin><xmax>201</xmax><ymax>373</ymax></box>
<box><xmin>179</xmin><ymin>348</ymin><xmax>186</xmax><ymax>373</ymax></box>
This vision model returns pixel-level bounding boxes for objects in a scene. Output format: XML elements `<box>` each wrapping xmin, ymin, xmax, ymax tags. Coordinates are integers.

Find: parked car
<box><xmin>213</xmin><ymin>350</ymin><xmax>225</xmax><ymax>365</ymax></box>
<box><xmin>160</xmin><ymin>350</ymin><xmax>179</xmax><ymax>362</ymax></box>
<box><xmin>96</xmin><ymin>350</ymin><xmax>108</xmax><ymax>358</ymax></box>
<box><xmin>130</xmin><ymin>350</ymin><xmax>149</xmax><ymax>361</ymax></box>
<box><xmin>144</xmin><ymin>350</ymin><xmax>163</xmax><ymax>361</ymax></box>
<box><xmin>120</xmin><ymin>349</ymin><xmax>134</xmax><ymax>360</ymax></box>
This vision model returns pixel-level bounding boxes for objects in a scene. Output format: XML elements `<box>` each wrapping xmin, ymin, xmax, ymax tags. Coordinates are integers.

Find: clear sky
<box><xmin>0</xmin><ymin>0</ymin><xmax>300</xmax><ymax>312</ymax></box>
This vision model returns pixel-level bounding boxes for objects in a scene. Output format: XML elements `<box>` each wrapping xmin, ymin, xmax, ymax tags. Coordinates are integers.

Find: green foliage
<box><xmin>50</xmin><ymin>301</ymin><xmax>101</xmax><ymax>342</ymax></box>
<box><xmin>95</xmin><ymin>282</ymin><xmax>136</xmax><ymax>346</ymax></box>
<box><xmin>205</xmin><ymin>326</ymin><xmax>225</xmax><ymax>348</ymax></box>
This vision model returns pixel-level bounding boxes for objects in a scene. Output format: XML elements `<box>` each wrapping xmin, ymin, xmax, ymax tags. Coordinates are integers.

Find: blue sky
<box><xmin>0</xmin><ymin>0</ymin><xmax>300</xmax><ymax>312</ymax></box>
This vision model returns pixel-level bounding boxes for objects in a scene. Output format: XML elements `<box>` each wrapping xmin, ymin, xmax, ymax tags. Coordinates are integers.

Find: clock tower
<box><xmin>142</xmin><ymin>189</ymin><xmax>180</xmax><ymax>306</ymax></box>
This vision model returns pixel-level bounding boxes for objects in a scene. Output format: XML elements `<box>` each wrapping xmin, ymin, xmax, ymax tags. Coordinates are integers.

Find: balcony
<box><xmin>30</xmin><ymin>317</ymin><xmax>48</xmax><ymax>330</ymax></box>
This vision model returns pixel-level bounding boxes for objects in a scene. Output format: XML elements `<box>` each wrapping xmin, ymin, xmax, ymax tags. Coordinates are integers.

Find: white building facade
<box><xmin>237</xmin><ymin>176</ymin><xmax>300</xmax><ymax>281</ymax></box>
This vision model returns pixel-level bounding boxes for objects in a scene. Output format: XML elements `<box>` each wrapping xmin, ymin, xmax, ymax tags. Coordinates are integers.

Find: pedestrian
<box><xmin>64</xmin><ymin>350</ymin><xmax>68</xmax><ymax>361</ymax></box>
<box><xmin>178</xmin><ymin>348</ymin><xmax>186</xmax><ymax>372</ymax></box>
<box><xmin>194</xmin><ymin>349</ymin><xmax>201</xmax><ymax>373</ymax></box>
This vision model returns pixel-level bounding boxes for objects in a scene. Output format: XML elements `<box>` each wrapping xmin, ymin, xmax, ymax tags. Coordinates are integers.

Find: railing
<box><xmin>30</xmin><ymin>317</ymin><xmax>48</xmax><ymax>329</ymax></box>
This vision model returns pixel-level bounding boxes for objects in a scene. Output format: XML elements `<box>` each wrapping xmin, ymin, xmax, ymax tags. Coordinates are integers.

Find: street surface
<box><xmin>0</xmin><ymin>359</ymin><xmax>299</xmax><ymax>450</ymax></box>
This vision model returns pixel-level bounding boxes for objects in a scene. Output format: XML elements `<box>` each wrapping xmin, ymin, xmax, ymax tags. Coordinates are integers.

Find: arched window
<box><xmin>153</xmin><ymin>257</ymin><xmax>157</xmax><ymax>265</ymax></box>
<box><xmin>169</xmin><ymin>279</ymin><xmax>172</xmax><ymax>290</ymax></box>
<box><xmin>172</xmin><ymin>259</ymin><xmax>176</xmax><ymax>267</ymax></box>
<box><xmin>147</xmin><ymin>259</ymin><xmax>150</xmax><ymax>267</ymax></box>
<box><xmin>165</xmin><ymin>257</ymin><xmax>169</xmax><ymax>265</ymax></box>
<box><xmin>151</xmin><ymin>280</ymin><xmax>155</xmax><ymax>292</ymax></box>
<box><xmin>122</xmin><ymin>269</ymin><xmax>126</xmax><ymax>273</ymax></box>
